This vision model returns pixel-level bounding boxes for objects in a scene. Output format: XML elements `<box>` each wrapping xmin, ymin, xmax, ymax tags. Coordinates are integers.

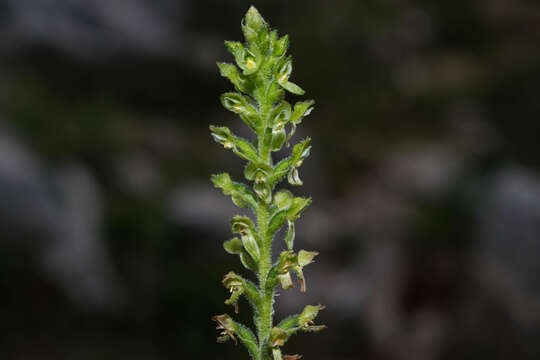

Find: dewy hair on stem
<box><xmin>210</xmin><ymin>6</ymin><xmax>325</xmax><ymax>360</ymax></box>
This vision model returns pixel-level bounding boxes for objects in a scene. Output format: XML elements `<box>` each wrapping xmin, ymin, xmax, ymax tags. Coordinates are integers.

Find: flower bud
<box><xmin>241</xmin><ymin>6</ymin><xmax>269</xmax><ymax>47</ymax></box>
<box><xmin>244</xmin><ymin>6</ymin><xmax>267</xmax><ymax>33</ymax></box>
<box><xmin>274</xmin><ymin>34</ymin><xmax>289</xmax><ymax>56</ymax></box>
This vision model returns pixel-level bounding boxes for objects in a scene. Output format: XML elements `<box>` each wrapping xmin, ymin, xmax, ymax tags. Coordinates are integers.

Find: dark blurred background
<box><xmin>1</xmin><ymin>0</ymin><xmax>539</xmax><ymax>359</ymax></box>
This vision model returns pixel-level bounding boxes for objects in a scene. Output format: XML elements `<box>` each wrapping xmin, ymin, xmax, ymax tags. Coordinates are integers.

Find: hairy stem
<box><xmin>256</xmin><ymin>200</ymin><xmax>272</xmax><ymax>358</ymax></box>
<box><xmin>258</xmin><ymin>103</ymin><xmax>272</xmax><ymax>164</ymax></box>
<box><xmin>256</xmin><ymin>96</ymin><xmax>274</xmax><ymax>358</ymax></box>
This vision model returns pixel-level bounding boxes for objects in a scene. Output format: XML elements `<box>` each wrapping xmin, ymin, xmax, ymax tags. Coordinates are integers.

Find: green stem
<box><xmin>255</xmin><ymin>199</ymin><xmax>273</xmax><ymax>359</ymax></box>
<box><xmin>253</xmin><ymin>75</ymin><xmax>275</xmax><ymax>360</ymax></box>
<box><xmin>258</xmin><ymin>103</ymin><xmax>272</xmax><ymax>164</ymax></box>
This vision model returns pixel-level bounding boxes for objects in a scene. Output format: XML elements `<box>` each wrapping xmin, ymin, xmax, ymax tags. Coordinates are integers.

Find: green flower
<box><xmin>222</xmin><ymin>272</ymin><xmax>246</xmax><ymax>313</ymax></box>
<box><xmin>294</xmin><ymin>250</ymin><xmax>318</xmax><ymax>292</ymax></box>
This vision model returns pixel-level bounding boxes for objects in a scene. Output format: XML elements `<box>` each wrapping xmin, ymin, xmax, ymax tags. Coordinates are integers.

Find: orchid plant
<box><xmin>210</xmin><ymin>6</ymin><xmax>325</xmax><ymax>360</ymax></box>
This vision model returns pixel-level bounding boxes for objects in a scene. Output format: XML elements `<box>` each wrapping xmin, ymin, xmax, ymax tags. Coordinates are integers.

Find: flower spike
<box><xmin>210</xmin><ymin>6</ymin><xmax>323</xmax><ymax>359</ymax></box>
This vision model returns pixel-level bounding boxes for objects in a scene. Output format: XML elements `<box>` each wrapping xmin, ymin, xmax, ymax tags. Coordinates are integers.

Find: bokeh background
<box><xmin>1</xmin><ymin>0</ymin><xmax>539</xmax><ymax>359</ymax></box>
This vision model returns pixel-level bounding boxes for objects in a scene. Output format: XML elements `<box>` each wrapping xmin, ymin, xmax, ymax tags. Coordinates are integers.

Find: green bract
<box><xmin>210</xmin><ymin>6</ymin><xmax>324</xmax><ymax>360</ymax></box>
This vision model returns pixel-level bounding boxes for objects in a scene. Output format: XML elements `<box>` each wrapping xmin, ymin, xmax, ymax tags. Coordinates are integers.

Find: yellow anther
<box><xmin>247</xmin><ymin>58</ymin><xmax>256</xmax><ymax>69</ymax></box>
